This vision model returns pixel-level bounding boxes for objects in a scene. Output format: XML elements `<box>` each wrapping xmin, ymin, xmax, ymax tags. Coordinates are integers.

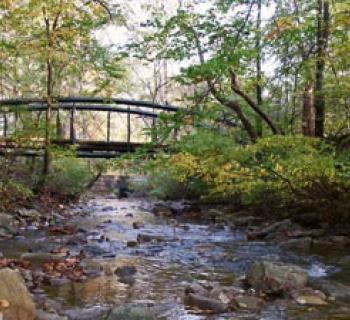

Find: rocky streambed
<box><xmin>0</xmin><ymin>194</ymin><xmax>350</xmax><ymax>319</ymax></box>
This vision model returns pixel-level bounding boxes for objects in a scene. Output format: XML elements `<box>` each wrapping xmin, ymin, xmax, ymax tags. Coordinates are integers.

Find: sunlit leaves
<box><xmin>0</xmin><ymin>0</ymin><xmax>125</xmax><ymax>98</ymax></box>
<box><xmin>145</xmin><ymin>133</ymin><xmax>350</xmax><ymax>207</ymax></box>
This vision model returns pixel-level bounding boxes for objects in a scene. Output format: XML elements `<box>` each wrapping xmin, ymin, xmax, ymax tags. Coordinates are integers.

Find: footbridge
<box><xmin>0</xmin><ymin>97</ymin><xmax>179</xmax><ymax>158</ymax></box>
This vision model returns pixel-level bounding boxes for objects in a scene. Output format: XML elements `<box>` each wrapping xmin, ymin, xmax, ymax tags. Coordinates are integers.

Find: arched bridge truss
<box><xmin>0</xmin><ymin>97</ymin><xmax>179</xmax><ymax>158</ymax></box>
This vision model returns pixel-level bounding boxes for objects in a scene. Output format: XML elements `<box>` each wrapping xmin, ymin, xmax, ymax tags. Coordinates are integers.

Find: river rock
<box><xmin>82</xmin><ymin>244</ymin><xmax>109</xmax><ymax>256</ymax></box>
<box><xmin>247</xmin><ymin>261</ymin><xmax>308</xmax><ymax>295</ymax></box>
<box><xmin>132</xmin><ymin>222</ymin><xmax>144</xmax><ymax>229</ymax></box>
<box><xmin>65</xmin><ymin>234</ymin><xmax>87</xmax><ymax>246</ymax></box>
<box><xmin>115</xmin><ymin>266</ymin><xmax>137</xmax><ymax>286</ymax></box>
<box><xmin>20</xmin><ymin>252</ymin><xmax>63</xmax><ymax>262</ymax></box>
<box><xmin>63</xmin><ymin>306</ymin><xmax>110</xmax><ymax>320</ymax></box>
<box><xmin>115</xmin><ymin>265</ymin><xmax>137</xmax><ymax>277</ymax></box>
<box><xmin>207</xmin><ymin>284</ymin><xmax>238</xmax><ymax>306</ymax></box>
<box><xmin>49</xmin><ymin>278</ymin><xmax>71</xmax><ymax>286</ymax></box>
<box><xmin>208</xmin><ymin>286</ymin><xmax>224</xmax><ymax>300</ymax></box>
<box><xmin>233</xmin><ymin>216</ymin><xmax>261</xmax><ymax>227</ymax></box>
<box><xmin>307</xmin><ymin>229</ymin><xmax>326</xmax><ymax>238</ymax></box>
<box><xmin>184</xmin><ymin>293</ymin><xmax>228</xmax><ymax>313</ymax></box>
<box><xmin>234</xmin><ymin>295</ymin><xmax>265</xmax><ymax>311</ymax></box>
<box><xmin>338</xmin><ymin>255</ymin><xmax>350</xmax><ymax>265</ymax></box>
<box><xmin>313</xmin><ymin>235</ymin><xmax>350</xmax><ymax>250</ymax></box>
<box><xmin>330</xmin><ymin>236</ymin><xmax>350</xmax><ymax>246</ymax></box>
<box><xmin>137</xmin><ymin>233</ymin><xmax>169</xmax><ymax>243</ymax></box>
<box><xmin>130</xmin><ymin>300</ymin><xmax>155</xmax><ymax>307</ymax></box>
<box><xmin>18</xmin><ymin>208</ymin><xmax>41</xmax><ymax>219</ymax></box>
<box><xmin>36</xmin><ymin>309</ymin><xmax>68</xmax><ymax>320</ymax></box>
<box><xmin>107</xmin><ymin>306</ymin><xmax>156</xmax><ymax>320</ymax></box>
<box><xmin>292</xmin><ymin>288</ymin><xmax>327</xmax><ymax>306</ymax></box>
<box><xmin>309</xmin><ymin>279</ymin><xmax>350</xmax><ymax>300</ymax></box>
<box><xmin>0</xmin><ymin>213</ymin><xmax>16</xmax><ymax>234</ymax></box>
<box><xmin>247</xmin><ymin>219</ymin><xmax>295</xmax><ymax>240</ymax></box>
<box><xmin>279</xmin><ymin>237</ymin><xmax>312</xmax><ymax>253</ymax></box>
<box><xmin>152</xmin><ymin>205</ymin><xmax>174</xmax><ymax>217</ymax></box>
<box><xmin>126</xmin><ymin>240</ymin><xmax>138</xmax><ymax>247</ymax></box>
<box><xmin>0</xmin><ymin>268</ymin><xmax>36</xmax><ymax>320</ymax></box>
<box><xmin>185</xmin><ymin>283</ymin><xmax>209</xmax><ymax>297</ymax></box>
<box><xmin>292</xmin><ymin>212</ymin><xmax>322</xmax><ymax>227</ymax></box>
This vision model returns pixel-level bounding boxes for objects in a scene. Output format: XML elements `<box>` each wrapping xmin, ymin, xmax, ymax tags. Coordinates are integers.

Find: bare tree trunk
<box><xmin>230</xmin><ymin>72</ymin><xmax>281</xmax><ymax>134</ymax></box>
<box><xmin>255</xmin><ymin>0</ymin><xmax>263</xmax><ymax>136</ymax></box>
<box><xmin>314</xmin><ymin>0</ymin><xmax>330</xmax><ymax>137</ymax></box>
<box><xmin>302</xmin><ymin>82</ymin><xmax>315</xmax><ymax>136</ymax></box>
<box><xmin>212</xmin><ymin>92</ymin><xmax>258</xmax><ymax>142</ymax></box>
<box><xmin>191</xmin><ymin>29</ymin><xmax>258</xmax><ymax>142</ymax></box>
<box><xmin>43</xmin><ymin>2</ymin><xmax>63</xmax><ymax>176</ymax></box>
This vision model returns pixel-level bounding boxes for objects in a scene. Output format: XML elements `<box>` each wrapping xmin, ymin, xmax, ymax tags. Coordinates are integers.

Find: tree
<box><xmin>0</xmin><ymin>0</ymin><xmax>124</xmax><ymax>174</ymax></box>
<box><xmin>314</xmin><ymin>0</ymin><xmax>330</xmax><ymax>137</ymax></box>
<box><xmin>128</xmin><ymin>1</ymin><xmax>281</xmax><ymax>142</ymax></box>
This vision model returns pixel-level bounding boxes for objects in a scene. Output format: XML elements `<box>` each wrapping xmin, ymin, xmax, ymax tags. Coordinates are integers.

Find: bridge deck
<box><xmin>0</xmin><ymin>140</ymin><xmax>147</xmax><ymax>158</ymax></box>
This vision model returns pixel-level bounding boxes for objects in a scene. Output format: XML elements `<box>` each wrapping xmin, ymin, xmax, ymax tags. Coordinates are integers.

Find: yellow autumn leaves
<box><xmin>149</xmin><ymin>135</ymin><xmax>349</xmax><ymax>203</ymax></box>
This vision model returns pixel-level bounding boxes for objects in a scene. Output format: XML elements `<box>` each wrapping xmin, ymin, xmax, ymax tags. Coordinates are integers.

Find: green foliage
<box><xmin>0</xmin><ymin>156</ymin><xmax>34</xmax><ymax>211</ymax></box>
<box><xmin>0</xmin><ymin>178</ymin><xmax>34</xmax><ymax>212</ymax></box>
<box><xmin>141</xmin><ymin>131</ymin><xmax>350</xmax><ymax>221</ymax></box>
<box><xmin>0</xmin><ymin>0</ymin><xmax>125</xmax><ymax>98</ymax></box>
<box><xmin>45</xmin><ymin>158</ymin><xmax>95</xmax><ymax>198</ymax></box>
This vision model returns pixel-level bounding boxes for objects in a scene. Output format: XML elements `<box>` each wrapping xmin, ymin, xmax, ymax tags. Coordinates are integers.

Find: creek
<box><xmin>1</xmin><ymin>193</ymin><xmax>350</xmax><ymax>320</ymax></box>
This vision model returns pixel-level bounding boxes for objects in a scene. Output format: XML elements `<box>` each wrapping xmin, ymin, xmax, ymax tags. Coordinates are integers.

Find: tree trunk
<box><xmin>255</xmin><ymin>0</ymin><xmax>263</xmax><ymax>136</ymax></box>
<box><xmin>214</xmin><ymin>93</ymin><xmax>258</xmax><ymax>143</ymax></box>
<box><xmin>43</xmin><ymin>2</ymin><xmax>62</xmax><ymax>176</ymax></box>
<box><xmin>230</xmin><ymin>72</ymin><xmax>281</xmax><ymax>135</ymax></box>
<box><xmin>314</xmin><ymin>0</ymin><xmax>330</xmax><ymax>137</ymax></box>
<box><xmin>302</xmin><ymin>82</ymin><xmax>315</xmax><ymax>136</ymax></box>
<box><xmin>43</xmin><ymin>17</ymin><xmax>53</xmax><ymax>176</ymax></box>
<box><xmin>192</xmin><ymin>26</ymin><xmax>258</xmax><ymax>142</ymax></box>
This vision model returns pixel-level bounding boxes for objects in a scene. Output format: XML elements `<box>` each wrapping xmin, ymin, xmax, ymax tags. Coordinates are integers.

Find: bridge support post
<box><xmin>70</xmin><ymin>104</ymin><xmax>77</xmax><ymax>144</ymax></box>
<box><xmin>127</xmin><ymin>106</ymin><xmax>131</xmax><ymax>148</ymax></box>
<box><xmin>56</xmin><ymin>108</ymin><xmax>62</xmax><ymax>139</ymax></box>
<box><xmin>3</xmin><ymin>113</ymin><xmax>7</xmax><ymax>137</ymax></box>
<box><xmin>151</xmin><ymin>118</ymin><xmax>157</xmax><ymax>142</ymax></box>
<box><xmin>107</xmin><ymin>111</ymin><xmax>111</xmax><ymax>142</ymax></box>
<box><xmin>14</xmin><ymin>107</ymin><xmax>18</xmax><ymax>134</ymax></box>
<box><xmin>173</xmin><ymin>127</ymin><xmax>178</xmax><ymax>141</ymax></box>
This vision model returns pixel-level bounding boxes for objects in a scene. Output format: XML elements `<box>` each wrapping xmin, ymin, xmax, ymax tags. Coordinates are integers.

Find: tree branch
<box><xmin>230</xmin><ymin>70</ymin><xmax>282</xmax><ymax>134</ymax></box>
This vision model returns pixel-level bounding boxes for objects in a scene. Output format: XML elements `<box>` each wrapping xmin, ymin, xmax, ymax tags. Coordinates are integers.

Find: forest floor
<box><xmin>0</xmin><ymin>176</ymin><xmax>350</xmax><ymax>319</ymax></box>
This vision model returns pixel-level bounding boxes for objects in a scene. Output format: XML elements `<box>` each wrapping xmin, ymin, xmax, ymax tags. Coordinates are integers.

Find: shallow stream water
<box><xmin>1</xmin><ymin>195</ymin><xmax>350</xmax><ymax>319</ymax></box>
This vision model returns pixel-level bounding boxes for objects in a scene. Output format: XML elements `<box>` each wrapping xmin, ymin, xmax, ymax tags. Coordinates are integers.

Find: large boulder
<box><xmin>0</xmin><ymin>268</ymin><xmax>36</xmax><ymax>320</ymax></box>
<box><xmin>247</xmin><ymin>261</ymin><xmax>308</xmax><ymax>295</ymax></box>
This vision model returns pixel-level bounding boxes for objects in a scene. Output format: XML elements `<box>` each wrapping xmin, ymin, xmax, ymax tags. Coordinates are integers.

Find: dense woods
<box><xmin>0</xmin><ymin>0</ymin><xmax>349</xmax><ymax>217</ymax></box>
<box><xmin>0</xmin><ymin>0</ymin><xmax>349</xmax><ymax>216</ymax></box>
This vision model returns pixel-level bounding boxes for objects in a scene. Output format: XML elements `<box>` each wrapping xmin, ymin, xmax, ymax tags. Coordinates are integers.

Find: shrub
<box><xmin>142</xmin><ymin>131</ymin><xmax>350</xmax><ymax>222</ymax></box>
<box><xmin>45</xmin><ymin>158</ymin><xmax>95</xmax><ymax>198</ymax></box>
<box><xmin>0</xmin><ymin>178</ymin><xmax>33</xmax><ymax>211</ymax></box>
